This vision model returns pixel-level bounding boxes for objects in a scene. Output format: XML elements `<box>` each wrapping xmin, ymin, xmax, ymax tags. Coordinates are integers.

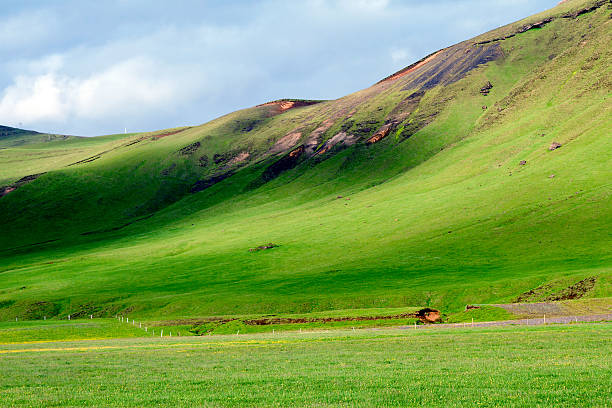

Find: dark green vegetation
<box><xmin>0</xmin><ymin>0</ymin><xmax>610</xmax><ymax>321</ymax></box>
<box><xmin>1</xmin><ymin>322</ymin><xmax>611</xmax><ymax>407</ymax></box>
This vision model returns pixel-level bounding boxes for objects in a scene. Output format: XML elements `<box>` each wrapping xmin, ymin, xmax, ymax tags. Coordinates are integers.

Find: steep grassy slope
<box><xmin>0</xmin><ymin>0</ymin><xmax>610</xmax><ymax>320</ymax></box>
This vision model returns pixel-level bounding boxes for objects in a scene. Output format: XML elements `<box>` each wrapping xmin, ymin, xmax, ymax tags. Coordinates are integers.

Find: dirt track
<box><xmin>399</xmin><ymin>313</ymin><xmax>612</xmax><ymax>330</ymax></box>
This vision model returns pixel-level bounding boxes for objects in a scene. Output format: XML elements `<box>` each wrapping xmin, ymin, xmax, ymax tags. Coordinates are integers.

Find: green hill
<box><xmin>0</xmin><ymin>0</ymin><xmax>610</xmax><ymax>320</ymax></box>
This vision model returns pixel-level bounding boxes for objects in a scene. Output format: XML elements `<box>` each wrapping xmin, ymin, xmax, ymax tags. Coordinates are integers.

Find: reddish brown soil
<box><xmin>149</xmin><ymin>308</ymin><xmax>442</xmax><ymax>329</ymax></box>
<box><xmin>256</xmin><ymin>99</ymin><xmax>322</xmax><ymax>115</ymax></box>
<box><xmin>378</xmin><ymin>51</ymin><xmax>442</xmax><ymax>84</ymax></box>
<box><xmin>0</xmin><ymin>173</ymin><xmax>45</xmax><ymax>197</ymax></box>
<box><xmin>366</xmin><ymin>123</ymin><xmax>393</xmax><ymax>145</ymax></box>
<box><xmin>151</xmin><ymin>127</ymin><xmax>192</xmax><ymax>139</ymax></box>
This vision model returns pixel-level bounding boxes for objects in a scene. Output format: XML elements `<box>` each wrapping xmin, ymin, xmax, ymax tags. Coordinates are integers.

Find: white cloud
<box><xmin>0</xmin><ymin>0</ymin><xmax>557</xmax><ymax>135</ymax></box>
<box><xmin>0</xmin><ymin>57</ymin><xmax>191</xmax><ymax>130</ymax></box>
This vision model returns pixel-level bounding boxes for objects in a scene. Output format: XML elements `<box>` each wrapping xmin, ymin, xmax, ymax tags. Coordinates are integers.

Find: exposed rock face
<box><xmin>269</xmin><ymin>132</ymin><xmax>302</xmax><ymax>155</ymax></box>
<box><xmin>256</xmin><ymin>99</ymin><xmax>322</xmax><ymax>116</ymax></box>
<box><xmin>366</xmin><ymin>123</ymin><xmax>393</xmax><ymax>145</ymax></box>
<box><xmin>316</xmin><ymin>132</ymin><xmax>358</xmax><ymax>155</ymax></box>
<box><xmin>261</xmin><ymin>145</ymin><xmax>306</xmax><ymax>182</ymax></box>
<box><xmin>178</xmin><ymin>142</ymin><xmax>200</xmax><ymax>155</ymax></box>
<box><xmin>305</xmin><ymin>119</ymin><xmax>334</xmax><ymax>154</ymax></box>
<box><xmin>480</xmin><ymin>81</ymin><xmax>493</xmax><ymax>95</ymax></box>
<box><xmin>549</xmin><ymin>142</ymin><xmax>562</xmax><ymax>150</ymax></box>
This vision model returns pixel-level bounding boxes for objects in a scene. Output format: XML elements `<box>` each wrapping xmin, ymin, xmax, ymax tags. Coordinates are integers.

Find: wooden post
<box><xmin>543</xmin><ymin>314</ymin><xmax>546</xmax><ymax>324</ymax></box>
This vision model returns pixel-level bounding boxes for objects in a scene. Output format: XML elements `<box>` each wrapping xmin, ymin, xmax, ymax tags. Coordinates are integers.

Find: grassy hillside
<box><xmin>0</xmin><ymin>0</ymin><xmax>610</xmax><ymax>320</ymax></box>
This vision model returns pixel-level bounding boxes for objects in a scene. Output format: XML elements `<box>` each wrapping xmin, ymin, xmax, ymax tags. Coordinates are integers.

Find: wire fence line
<box><xmin>399</xmin><ymin>313</ymin><xmax>612</xmax><ymax>330</ymax></box>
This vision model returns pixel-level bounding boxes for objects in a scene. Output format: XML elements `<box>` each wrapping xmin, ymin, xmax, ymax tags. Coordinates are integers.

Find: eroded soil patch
<box><xmin>0</xmin><ymin>173</ymin><xmax>45</xmax><ymax>197</ymax></box>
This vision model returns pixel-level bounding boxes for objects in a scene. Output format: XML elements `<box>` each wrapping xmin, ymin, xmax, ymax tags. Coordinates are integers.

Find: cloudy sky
<box><xmin>0</xmin><ymin>0</ymin><xmax>557</xmax><ymax>136</ymax></box>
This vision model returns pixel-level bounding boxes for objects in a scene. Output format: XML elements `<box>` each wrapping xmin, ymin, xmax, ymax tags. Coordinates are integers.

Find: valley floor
<box><xmin>1</xmin><ymin>320</ymin><xmax>611</xmax><ymax>407</ymax></box>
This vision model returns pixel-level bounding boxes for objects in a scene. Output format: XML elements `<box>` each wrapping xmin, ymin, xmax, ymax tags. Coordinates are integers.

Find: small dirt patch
<box><xmin>249</xmin><ymin>243</ymin><xmax>278</xmax><ymax>252</ymax></box>
<box><xmin>0</xmin><ymin>173</ymin><xmax>45</xmax><ymax>197</ymax></box>
<box><xmin>151</xmin><ymin>127</ymin><xmax>191</xmax><ymax>139</ymax></box>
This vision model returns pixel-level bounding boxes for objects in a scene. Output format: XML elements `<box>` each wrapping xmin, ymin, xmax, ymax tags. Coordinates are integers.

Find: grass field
<box><xmin>1</xmin><ymin>321</ymin><xmax>611</xmax><ymax>407</ymax></box>
<box><xmin>0</xmin><ymin>0</ymin><xmax>610</xmax><ymax>321</ymax></box>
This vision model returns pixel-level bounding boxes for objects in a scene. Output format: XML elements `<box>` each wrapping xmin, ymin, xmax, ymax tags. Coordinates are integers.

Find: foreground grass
<box><xmin>0</xmin><ymin>323</ymin><xmax>610</xmax><ymax>407</ymax></box>
<box><xmin>0</xmin><ymin>2</ymin><xmax>610</xmax><ymax>320</ymax></box>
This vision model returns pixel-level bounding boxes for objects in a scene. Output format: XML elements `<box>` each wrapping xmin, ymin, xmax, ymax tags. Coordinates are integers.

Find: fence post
<box><xmin>543</xmin><ymin>314</ymin><xmax>546</xmax><ymax>324</ymax></box>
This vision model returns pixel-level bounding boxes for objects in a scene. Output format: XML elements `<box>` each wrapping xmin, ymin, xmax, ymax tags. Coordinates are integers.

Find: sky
<box><xmin>0</xmin><ymin>0</ymin><xmax>557</xmax><ymax>136</ymax></box>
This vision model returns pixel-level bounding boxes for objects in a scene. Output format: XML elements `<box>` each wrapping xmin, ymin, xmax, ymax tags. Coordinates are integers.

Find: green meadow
<box><xmin>1</xmin><ymin>320</ymin><xmax>611</xmax><ymax>407</ymax></box>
